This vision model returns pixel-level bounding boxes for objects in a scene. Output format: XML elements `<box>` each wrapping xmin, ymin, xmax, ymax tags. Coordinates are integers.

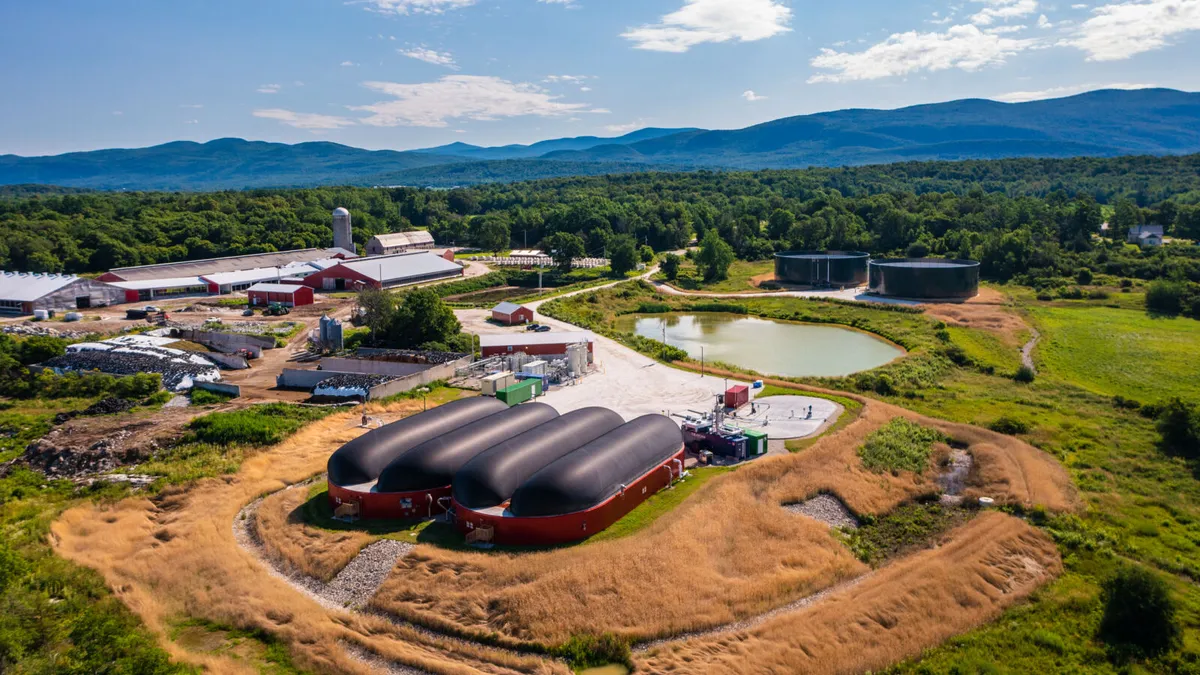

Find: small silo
<box><xmin>332</xmin><ymin>207</ymin><xmax>353</xmax><ymax>253</ymax></box>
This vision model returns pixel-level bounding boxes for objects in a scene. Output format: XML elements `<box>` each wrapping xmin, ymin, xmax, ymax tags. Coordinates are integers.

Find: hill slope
<box><xmin>2</xmin><ymin>89</ymin><xmax>1199</xmax><ymax>190</ymax></box>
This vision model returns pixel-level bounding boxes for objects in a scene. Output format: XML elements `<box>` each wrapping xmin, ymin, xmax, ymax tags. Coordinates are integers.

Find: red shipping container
<box><xmin>725</xmin><ymin>385</ymin><xmax>749</xmax><ymax>410</ymax></box>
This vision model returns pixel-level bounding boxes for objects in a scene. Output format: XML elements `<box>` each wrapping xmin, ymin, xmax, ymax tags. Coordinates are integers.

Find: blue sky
<box><xmin>2</xmin><ymin>0</ymin><xmax>1199</xmax><ymax>156</ymax></box>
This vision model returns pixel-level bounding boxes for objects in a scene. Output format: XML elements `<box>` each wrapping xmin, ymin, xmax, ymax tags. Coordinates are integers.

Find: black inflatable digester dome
<box><xmin>375</xmin><ymin>402</ymin><xmax>561</xmax><ymax>493</ymax></box>
<box><xmin>509</xmin><ymin>414</ymin><xmax>684</xmax><ymax>517</ymax></box>
<box><xmin>327</xmin><ymin>397</ymin><xmax>508</xmax><ymax>487</ymax></box>
<box><xmin>452</xmin><ymin>407</ymin><xmax>625</xmax><ymax>510</ymax></box>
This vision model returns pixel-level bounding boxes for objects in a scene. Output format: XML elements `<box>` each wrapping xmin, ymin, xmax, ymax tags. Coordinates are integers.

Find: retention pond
<box><xmin>616</xmin><ymin>312</ymin><xmax>904</xmax><ymax>378</ymax></box>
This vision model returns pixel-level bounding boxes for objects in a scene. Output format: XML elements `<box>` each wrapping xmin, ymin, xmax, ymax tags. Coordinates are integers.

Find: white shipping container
<box><xmin>481</xmin><ymin>371</ymin><xmax>515</xmax><ymax>396</ymax></box>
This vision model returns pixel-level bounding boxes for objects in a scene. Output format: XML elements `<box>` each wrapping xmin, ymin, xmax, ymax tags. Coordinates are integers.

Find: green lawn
<box><xmin>1031</xmin><ymin>305</ymin><xmax>1200</xmax><ymax>403</ymax></box>
<box><xmin>946</xmin><ymin>324</ymin><xmax>1025</xmax><ymax>375</ymax></box>
<box><xmin>659</xmin><ymin>259</ymin><xmax>776</xmax><ymax>293</ymax></box>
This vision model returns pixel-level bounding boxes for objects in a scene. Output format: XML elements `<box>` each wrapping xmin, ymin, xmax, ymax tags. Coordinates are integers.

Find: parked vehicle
<box><xmin>525</xmin><ymin>323</ymin><xmax>541</xmax><ymax>331</ymax></box>
<box><xmin>243</xmin><ymin>308</ymin><xmax>255</xmax><ymax>316</ymax></box>
<box><xmin>265</xmin><ymin>302</ymin><xmax>291</xmax><ymax>316</ymax></box>
<box><xmin>535</xmin><ymin>325</ymin><xmax>552</xmax><ymax>332</ymax></box>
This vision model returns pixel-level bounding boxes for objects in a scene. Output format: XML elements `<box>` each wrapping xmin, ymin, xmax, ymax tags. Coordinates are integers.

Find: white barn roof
<box><xmin>108</xmin><ymin>276</ymin><xmax>207</xmax><ymax>291</ymax></box>
<box><xmin>247</xmin><ymin>283</ymin><xmax>305</xmax><ymax>294</ymax></box>
<box><xmin>337</xmin><ymin>251</ymin><xmax>461</xmax><ymax>283</ymax></box>
<box><xmin>370</xmin><ymin>231</ymin><xmax>436</xmax><ymax>248</ymax></box>
<box><xmin>106</xmin><ymin>247</ymin><xmax>358</xmax><ymax>281</ymax></box>
<box><xmin>0</xmin><ymin>272</ymin><xmax>86</xmax><ymax>302</ymax></box>
<box><xmin>492</xmin><ymin>301</ymin><xmax>526</xmax><ymax>315</ymax></box>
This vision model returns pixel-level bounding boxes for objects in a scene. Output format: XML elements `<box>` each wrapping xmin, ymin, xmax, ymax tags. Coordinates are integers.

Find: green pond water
<box><xmin>617</xmin><ymin>312</ymin><xmax>904</xmax><ymax>378</ymax></box>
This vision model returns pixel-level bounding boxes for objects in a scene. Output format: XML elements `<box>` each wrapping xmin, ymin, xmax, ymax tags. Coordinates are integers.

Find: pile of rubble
<box><xmin>312</xmin><ymin>373</ymin><xmax>396</xmax><ymax>400</ymax></box>
<box><xmin>12</xmin><ymin>423</ymin><xmax>161</xmax><ymax>480</ymax></box>
<box><xmin>1</xmin><ymin>323</ymin><xmax>88</xmax><ymax>339</ymax></box>
<box><xmin>41</xmin><ymin>349</ymin><xmax>219</xmax><ymax>391</ymax></box>
<box><xmin>53</xmin><ymin>397</ymin><xmax>138</xmax><ymax>425</ymax></box>
<box><xmin>351</xmin><ymin>348</ymin><xmax>469</xmax><ymax>365</ymax></box>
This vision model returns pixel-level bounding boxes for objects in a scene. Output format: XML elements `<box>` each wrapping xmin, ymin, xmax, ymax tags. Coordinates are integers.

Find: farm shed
<box><xmin>0</xmin><ymin>272</ymin><xmax>125</xmax><ymax>315</ymax></box>
<box><xmin>479</xmin><ymin>331</ymin><xmax>596</xmax><ymax>359</ymax></box>
<box><xmin>301</xmin><ymin>251</ymin><xmax>463</xmax><ymax>292</ymax></box>
<box><xmin>491</xmin><ymin>301</ymin><xmax>534</xmax><ymax>325</ymax></box>
<box><xmin>246</xmin><ymin>283</ymin><xmax>314</xmax><ymax>307</ymax></box>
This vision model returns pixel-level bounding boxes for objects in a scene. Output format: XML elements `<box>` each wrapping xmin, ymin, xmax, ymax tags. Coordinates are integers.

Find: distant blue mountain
<box><xmin>2</xmin><ymin>89</ymin><xmax>1198</xmax><ymax>190</ymax></box>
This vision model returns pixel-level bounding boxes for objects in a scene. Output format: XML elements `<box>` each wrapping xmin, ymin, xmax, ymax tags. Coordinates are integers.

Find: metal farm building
<box><xmin>326</xmin><ymin>398</ymin><xmax>685</xmax><ymax>545</ymax></box>
<box><xmin>479</xmin><ymin>331</ymin><xmax>595</xmax><ymax>359</ymax></box>
<box><xmin>868</xmin><ymin>259</ymin><xmax>980</xmax><ymax>299</ymax></box>
<box><xmin>774</xmin><ymin>251</ymin><xmax>870</xmax><ymax>287</ymax></box>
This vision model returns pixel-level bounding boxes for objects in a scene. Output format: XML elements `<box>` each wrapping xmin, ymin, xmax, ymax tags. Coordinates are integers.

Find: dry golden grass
<box><xmin>256</xmin><ymin>485</ymin><xmax>373</xmax><ymax>582</ymax></box>
<box><xmin>635</xmin><ymin>511</ymin><xmax>1061</xmax><ymax>675</ymax></box>
<box><xmin>922</xmin><ymin>287</ymin><xmax>1029</xmax><ymax>341</ymax></box>
<box><xmin>51</xmin><ymin>400</ymin><xmax>565</xmax><ymax>675</ymax></box>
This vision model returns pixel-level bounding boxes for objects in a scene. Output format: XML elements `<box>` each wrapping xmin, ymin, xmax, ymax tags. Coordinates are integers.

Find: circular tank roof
<box><xmin>333</xmin><ymin>207</ymin><xmax>350</xmax><ymax>216</ymax></box>
<box><xmin>775</xmin><ymin>251</ymin><xmax>869</xmax><ymax>260</ymax></box>
<box><xmin>869</xmin><ymin>258</ymin><xmax>979</xmax><ymax>269</ymax></box>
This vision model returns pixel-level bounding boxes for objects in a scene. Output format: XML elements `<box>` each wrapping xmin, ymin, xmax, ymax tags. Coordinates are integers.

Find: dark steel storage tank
<box><xmin>868</xmin><ymin>258</ymin><xmax>980</xmax><ymax>299</ymax></box>
<box><xmin>509</xmin><ymin>414</ymin><xmax>684</xmax><ymax>517</ymax></box>
<box><xmin>452</xmin><ymin>407</ymin><xmax>625</xmax><ymax>510</ymax></box>
<box><xmin>375</xmin><ymin>402</ymin><xmax>561</xmax><ymax>493</ymax></box>
<box><xmin>327</xmin><ymin>397</ymin><xmax>507</xmax><ymax>487</ymax></box>
<box><xmin>774</xmin><ymin>251</ymin><xmax>869</xmax><ymax>286</ymax></box>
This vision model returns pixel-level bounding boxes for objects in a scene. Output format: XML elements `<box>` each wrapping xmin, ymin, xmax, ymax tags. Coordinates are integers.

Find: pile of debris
<box><xmin>41</xmin><ymin>348</ymin><xmax>219</xmax><ymax>391</ymax></box>
<box><xmin>312</xmin><ymin>373</ymin><xmax>396</xmax><ymax>400</ymax></box>
<box><xmin>53</xmin><ymin>397</ymin><xmax>138</xmax><ymax>425</ymax></box>
<box><xmin>2</xmin><ymin>323</ymin><xmax>87</xmax><ymax>339</ymax></box>
<box><xmin>351</xmin><ymin>348</ymin><xmax>469</xmax><ymax>365</ymax></box>
<box><xmin>11</xmin><ymin>422</ymin><xmax>160</xmax><ymax>480</ymax></box>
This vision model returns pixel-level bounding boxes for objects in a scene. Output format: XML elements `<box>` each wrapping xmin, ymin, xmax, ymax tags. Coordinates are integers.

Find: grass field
<box><xmin>1032</xmin><ymin>305</ymin><xmax>1200</xmax><ymax>402</ymax></box>
<box><xmin>658</xmin><ymin>259</ymin><xmax>776</xmax><ymax>293</ymax></box>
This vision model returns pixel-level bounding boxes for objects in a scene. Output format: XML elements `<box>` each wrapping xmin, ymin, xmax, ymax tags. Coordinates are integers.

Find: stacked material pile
<box><xmin>42</xmin><ymin>335</ymin><xmax>220</xmax><ymax>390</ymax></box>
<box><xmin>312</xmin><ymin>373</ymin><xmax>397</xmax><ymax>400</ymax></box>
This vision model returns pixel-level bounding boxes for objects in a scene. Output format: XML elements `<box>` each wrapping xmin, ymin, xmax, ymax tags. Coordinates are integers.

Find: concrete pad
<box><xmin>727</xmin><ymin>395</ymin><xmax>840</xmax><ymax>439</ymax></box>
<box><xmin>456</xmin><ymin>308</ymin><xmax>751</xmax><ymax>423</ymax></box>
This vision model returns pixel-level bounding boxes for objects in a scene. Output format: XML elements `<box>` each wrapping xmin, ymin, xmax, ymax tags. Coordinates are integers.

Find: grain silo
<box><xmin>332</xmin><ymin>207</ymin><xmax>353</xmax><ymax>254</ymax></box>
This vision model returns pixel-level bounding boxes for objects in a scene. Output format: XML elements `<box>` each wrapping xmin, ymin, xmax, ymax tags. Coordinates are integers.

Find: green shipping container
<box><xmin>497</xmin><ymin>379</ymin><xmax>539</xmax><ymax>406</ymax></box>
<box><xmin>744</xmin><ymin>429</ymin><xmax>768</xmax><ymax>456</ymax></box>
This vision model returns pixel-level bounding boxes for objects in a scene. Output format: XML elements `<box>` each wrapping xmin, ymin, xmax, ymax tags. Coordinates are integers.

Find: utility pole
<box><xmin>701</xmin><ymin>345</ymin><xmax>705</xmax><ymax>377</ymax></box>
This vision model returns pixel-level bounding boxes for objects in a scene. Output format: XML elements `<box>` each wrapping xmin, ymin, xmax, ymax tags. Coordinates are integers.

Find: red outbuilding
<box><xmin>247</xmin><ymin>283</ymin><xmax>314</xmax><ymax>307</ymax></box>
<box><xmin>479</xmin><ymin>331</ymin><xmax>595</xmax><ymax>359</ymax></box>
<box><xmin>491</xmin><ymin>301</ymin><xmax>534</xmax><ymax>325</ymax></box>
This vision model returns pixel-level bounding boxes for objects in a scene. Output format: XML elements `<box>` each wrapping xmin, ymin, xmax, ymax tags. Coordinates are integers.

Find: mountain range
<box><xmin>2</xmin><ymin>89</ymin><xmax>1199</xmax><ymax>191</ymax></box>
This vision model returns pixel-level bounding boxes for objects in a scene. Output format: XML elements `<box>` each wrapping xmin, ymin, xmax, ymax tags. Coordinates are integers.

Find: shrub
<box><xmin>660</xmin><ymin>253</ymin><xmax>681</xmax><ymax>281</ymax></box>
<box><xmin>190</xmin><ymin>388</ymin><xmax>234</xmax><ymax>406</ymax></box>
<box><xmin>1111</xmin><ymin>395</ymin><xmax>1142</xmax><ymax>411</ymax></box>
<box><xmin>1075</xmin><ymin>268</ymin><xmax>1094</xmax><ymax>285</ymax></box>
<box><xmin>635</xmin><ymin>302</ymin><xmax>672</xmax><ymax>314</ymax></box>
<box><xmin>1156</xmin><ymin>398</ymin><xmax>1200</xmax><ymax>458</ymax></box>
<box><xmin>1100</xmin><ymin>566</ymin><xmax>1180</xmax><ymax>657</ymax></box>
<box><xmin>554</xmin><ymin>633</ymin><xmax>632</xmax><ymax>670</ymax></box>
<box><xmin>1014</xmin><ymin>365</ymin><xmax>1036</xmax><ymax>383</ymax></box>
<box><xmin>988</xmin><ymin>415</ymin><xmax>1031</xmax><ymax>435</ymax></box>
<box><xmin>1145</xmin><ymin>280</ymin><xmax>1184</xmax><ymax>315</ymax></box>
<box><xmin>858</xmin><ymin>418</ymin><xmax>945</xmax><ymax>474</ymax></box>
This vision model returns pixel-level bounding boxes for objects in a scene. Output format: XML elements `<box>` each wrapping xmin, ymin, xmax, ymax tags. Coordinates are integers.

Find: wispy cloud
<box><xmin>257</xmin><ymin>84</ymin><xmax>282</xmax><ymax>94</ymax></box>
<box><xmin>742</xmin><ymin>90</ymin><xmax>767</xmax><ymax>101</ymax></box>
<box><xmin>400</xmin><ymin>47</ymin><xmax>458</xmax><ymax>69</ymax></box>
<box><xmin>351</xmin><ymin>75</ymin><xmax>607</xmax><ymax>127</ymax></box>
<box><xmin>605</xmin><ymin>121</ymin><xmax>643</xmax><ymax>133</ymax></box>
<box><xmin>341</xmin><ymin>61</ymin><xmax>359</xmax><ymax>67</ymax></box>
<box><xmin>970</xmin><ymin>0</ymin><xmax>1039</xmax><ymax>25</ymax></box>
<box><xmin>180</xmin><ymin>104</ymin><xmax>204</xmax><ymax>109</ymax></box>
<box><xmin>622</xmin><ymin>0</ymin><xmax>791</xmax><ymax>53</ymax></box>
<box><xmin>994</xmin><ymin>81</ymin><xmax>1158</xmax><ymax>101</ymax></box>
<box><xmin>253</xmin><ymin>108</ymin><xmax>356</xmax><ymax>129</ymax></box>
<box><xmin>184</xmin><ymin>119</ymin><xmax>199</xmax><ymax>124</ymax></box>
<box><xmin>1061</xmin><ymin>0</ymin><xmax>1200</xmax><ymax>61</ymax></box>
<box><xmin>112</xmin><ymin>111</ymin><xmax>123</xmax><ymax>116</ymax></box>
<box><xmin>810</xmin><ymin>24</ymin><xmax>1035</xmax><ymax>82</ymax></box>
<box><xmin>358</xmin><ymin>0</ymin><xmax>476</xmax><ymax>15</ymax></box>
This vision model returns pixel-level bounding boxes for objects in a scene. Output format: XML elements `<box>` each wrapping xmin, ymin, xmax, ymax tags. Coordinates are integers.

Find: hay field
<box><xmin>635</xmin><ymin>511</ymin><xmax>1061</xmax><ymax>674</ymax></box>
<box><xmin>50</xmin><ymin>400</ymin><xmax>565</xmax><ymax>675</ymax></box>
<box><xmin>255</xmin><ymin>485</ymin><xmax>374</xmax><ymax>582</ymax></box>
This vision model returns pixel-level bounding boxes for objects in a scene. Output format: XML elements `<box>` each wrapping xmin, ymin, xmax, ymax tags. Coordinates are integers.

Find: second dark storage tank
<box><xmin>509</xmin><ymin>414</ymin><xmax>684</xmax><ymax>517</ymax></box>
<box><xmin>868</xmin><ymin>258</ymin><xmax>980</xmax><ymax>299</ymax></box>
<box><xmin>774</xmin><ymin>251</ymin><xmax>869</xmax><ymax>287</ymax></box>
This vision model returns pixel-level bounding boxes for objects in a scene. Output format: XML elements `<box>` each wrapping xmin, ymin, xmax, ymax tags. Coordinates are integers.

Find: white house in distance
<box><xmin>1128</xmin><ymin>224</ymin><xmax>1164</xmax><ymax>247</ymax></box>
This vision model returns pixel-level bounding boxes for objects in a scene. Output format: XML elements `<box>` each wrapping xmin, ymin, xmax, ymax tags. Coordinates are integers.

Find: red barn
<box><xmin>491</xmin><ymin>301</ymin><xmax>534</xmax><ymax>325</ymax></box>
<box><xmin>247</xmin><ymin>283</ymin><xmax>314</xmax><ymax>307</ymax></box>
<box><xmin>301</xmin><ymin>251</ymin><xmax>463</xmax><ymax>292</ymax></box>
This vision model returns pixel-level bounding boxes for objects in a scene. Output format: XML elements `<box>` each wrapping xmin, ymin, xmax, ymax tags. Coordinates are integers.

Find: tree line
<box><xmin>2</xmin><ymin>154</ymin><xmax>1198</xmax><ymax>291</ymax></box>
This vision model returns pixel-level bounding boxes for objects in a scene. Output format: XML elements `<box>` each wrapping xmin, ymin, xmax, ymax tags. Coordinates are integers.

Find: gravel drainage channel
<box><xmin>231</xmin><ymin>485</ymin><xmax>539</xmax><ymax>667</ymax></box>
<box><xmin>783</xmin><ymin>493</ymin><xmax>860</xmax><ymax>529</ymax></box>
<box><xmin>339</xmin><ymin>640</ymin><xmax>429</xmax><ymax>675</ymax></box>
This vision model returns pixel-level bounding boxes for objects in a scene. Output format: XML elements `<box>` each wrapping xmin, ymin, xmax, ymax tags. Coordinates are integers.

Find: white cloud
<box><xmin>351</xmin><ymin>75</ymin><xmax>607</xmax><ymax>127</ymax></box>
<box><xmin>184</xmin><ymin>119</ymin><xmax>199</xmax><ymax>125</ymax></box>
<box><xmin>1062</xmin><ymin>0</ymin><xmax>1200</xmax><ymax>61</ymax></box>
<box><xmin>257</xmin><ymin>84</ymin><xmax>281</xmax><ymax>94</ymax></box>
<box><xmin>742</xmin><ymin>90</ymin><xmax>767</xmax><ymax>101</ymax></box>
<box><xmin>994</xmin><ymin>81</ymin><xmax>1158</xmax><ymax>101</ymax></box>
<box><xmin>539</xmin><ymin>0</ymin><xmax>577</xmax><ymax>5</ymax></box>
<box><xmin>253</xmin><ymin>108</ymin><xmax>356</xmax><ymax>130</ymax></box>
<box><xmin>986</xmin><ymin>24</ymin><xmax>1028</xmax><ymax>32</ymax></box>
<box><xmin>544</xmin><ymin>74</ymin><xmax>592</xmax><ymax>83</ymax></box>
<box><xmin>180</xmin><ymin>104</ymin><xmax>203</xmax><ymax>109</ymax></box>
<box><xmin>970</xmin><ymin>0</ymin><xmax>1039</xmax><ymax>25</ymax></box>
<box><xmin>359</xmin><ymin>0</ymin><xmax>475</xmax><ymax>15</ymax></box>
<box><xmin>401</xmin><ymin>48</ymin><xmax>458</xmax><ymax>69</ymax></box>
<box><xmin>605</xmin><ymin>121</ymin><xmax>643</xmax><ymax>133</ymax></box>
<box><xmin>580</xmin><ymin>86</ymin><xmax>592</xmax><ymax>91</ymax></box>
<box><xmin>1071</xmin><ymin>3</ymin><xmax>1089</xmax><ymax>7</ymax></box>
<box><xmin>1037</xmin><ymin>13</ymin><xmax>1054</xmax><ymax>27</ymax></box>
<box><xmin>810</xmin><ymin>24</ymin><xmax>1035</xmax><ymax>82</ymax></box>
<box><xmin>341</xmin><ymin>61</ymin><xmax>359</xmax><ymax>67</ymax></box>
<box><xmin>622</xmin><ymin>0</ymin><xmax>792</xmax><ymax>52</ymax></box>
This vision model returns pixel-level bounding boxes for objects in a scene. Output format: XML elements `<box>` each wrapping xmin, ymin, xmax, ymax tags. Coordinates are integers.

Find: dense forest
<box><xmin>2</xmin><ymin>154</ymin><xmax>1199</xmax><ymax>289</ymax></box>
